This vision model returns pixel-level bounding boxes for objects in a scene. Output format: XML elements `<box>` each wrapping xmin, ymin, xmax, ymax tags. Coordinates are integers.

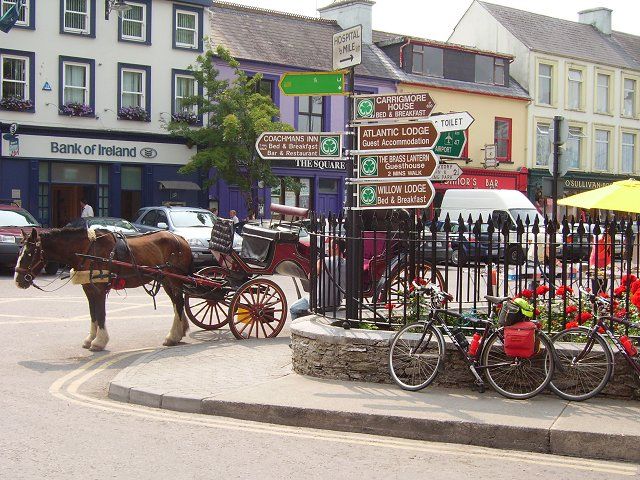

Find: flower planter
<box><xmin>0</xmin><ymin>96</ymin><xmax>33</xmax><ymax>112</ymax></box>
<box><xmin>171</xmin><ymin>111</ymin><xmax>199</xmax><ymax>125</ymax></box>
<box><xmin>118</xmin><ymin>106</ymin><xmax>150</xmax><ymax>122</ymax></box>
<box><xmin>59</xmin><ymin>103</ymin><xmax>94</xmax><ymax>117</ymax></box>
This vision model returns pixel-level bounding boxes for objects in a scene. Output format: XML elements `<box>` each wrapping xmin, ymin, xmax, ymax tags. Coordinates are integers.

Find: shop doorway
<box><xmin>51</xmin><ymin>185</ymin><xmax>96</xmax><ymax>227</ymax></box>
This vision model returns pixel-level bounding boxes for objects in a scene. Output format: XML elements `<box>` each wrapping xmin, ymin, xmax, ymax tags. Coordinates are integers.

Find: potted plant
<box><xmin>171</xmin><ymin>111</ymin><xmax>198</xmax><ymax>125</ymax></box>
<box><xmin>0</xmin><ymin>95</ymin><xmax>33</xmax><ymax>111</ymax></box>
<box><xmin>59</xmin><ymin>102</ymin><xmax>94</xmax><ymax>117</ymax></box>
<box><xmin>118</xmin><ymin>105</ymin><xmax>149</xmax><ymax>121</ymax></box>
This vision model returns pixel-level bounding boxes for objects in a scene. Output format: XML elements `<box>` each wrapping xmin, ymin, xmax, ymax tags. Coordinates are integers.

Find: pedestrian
<box><xmin>80</xmin><ymin>199</ymin><xmax>94</xmax><ymax>218</ymax></box>
<box><xmin>589</xmin><ymin>232</ymin><xmax>613</xmax><ymax>294</ymax></box>
<box><xmin>229</xmin><ymin>209</ymin><xmax>239</xmax><ymax>224</ymax></box>
<box><xmin>209</xmin><ymin>207</ymin><xmax>218</xmax><ymax>219</ymax></box>
<box><xmin>290</xmin><ymin>238</ymin><xmax>346</xmax><ymax>320</ymax></box>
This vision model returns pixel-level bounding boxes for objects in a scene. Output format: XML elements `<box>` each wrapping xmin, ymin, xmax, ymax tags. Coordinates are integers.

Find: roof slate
<box><xmin>208</xmin><ymin>2</ymin><xmax>403</xmax><ymax>80</ymax></box>
<box><xmin>479</xmin><ymin>1</ymin><xmax>640</xmax><ymax>71</ymax></box>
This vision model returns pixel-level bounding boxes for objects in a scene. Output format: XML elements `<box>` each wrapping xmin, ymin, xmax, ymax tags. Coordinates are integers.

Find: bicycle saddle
<box><xmin>485</xmin><ymin>295</ymin><xmax>510</xmax><ymax>304</ymax></box>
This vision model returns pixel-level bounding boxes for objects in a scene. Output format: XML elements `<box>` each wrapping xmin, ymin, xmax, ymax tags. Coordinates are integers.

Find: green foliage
<box><xmin>165</xmin><ymin>45</ymin><xmax>294</xmax><ymax>211</ymax></box>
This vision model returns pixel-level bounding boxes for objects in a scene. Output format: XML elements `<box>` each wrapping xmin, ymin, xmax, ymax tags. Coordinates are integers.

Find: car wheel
<box><xmin>506</xmin><ymin>245</ymin><xmax>525</xmax><ymax>266</ymax></box>
<box><xmin>450</xmin><ymin>249</ymin><xmax>467</xmax><ymax>267</ymax></box>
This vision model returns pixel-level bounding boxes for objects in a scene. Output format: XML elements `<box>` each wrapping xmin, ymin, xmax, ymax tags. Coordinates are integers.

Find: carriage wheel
<box><xmin>184</xmin><ymin>266</ymin><xmax>234</xmax><ymax>330</ymax></box>
<box><xmin>228</xmin><ymin>278</ymin><xmax>288</xmax><ymax>340</ymax></box>
<box><xmin>379</xmin><ymin>261</ymin><xmax>445</xmax><ymax>305</ymax></box>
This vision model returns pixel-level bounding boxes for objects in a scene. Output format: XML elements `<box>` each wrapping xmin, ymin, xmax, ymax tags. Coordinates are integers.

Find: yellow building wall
<box><xmin>397</xmin><ymin>83</ymin><xmax>530</xmax><ymax>171</ymax></box>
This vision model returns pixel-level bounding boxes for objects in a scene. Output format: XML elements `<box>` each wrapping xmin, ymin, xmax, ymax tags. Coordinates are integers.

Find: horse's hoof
<box><xmin>82</xmin><ymin>342</ymin><xmax>91</xmax><ymax>349</ymax></box>
<box><xmin>89</xmin><ymin>344</ymin><xmax>105</xmax><ymax>352</ymax></box>
<box><xmin>163</xmin><ymin>339</ymin><xmax>178</xmax><ymax>347</ymax></box>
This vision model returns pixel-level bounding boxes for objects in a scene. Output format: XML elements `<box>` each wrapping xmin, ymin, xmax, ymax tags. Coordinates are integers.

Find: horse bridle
<box><xmin>14</xmin><ymin>239</ymin><xmax>45</xmax><ymax>286</ymax></box>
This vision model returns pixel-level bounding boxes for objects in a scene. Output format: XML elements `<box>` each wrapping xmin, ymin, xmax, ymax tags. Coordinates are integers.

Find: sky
<box><xmin>223</xmin><ymin>0</ymin><xmax>639</xmax><ymax>41</ymax></box>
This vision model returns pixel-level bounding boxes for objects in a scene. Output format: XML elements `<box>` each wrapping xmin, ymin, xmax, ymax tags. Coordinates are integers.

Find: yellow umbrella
<box><xmin>558</xmin><ymin>178</ymin><xmax>640</xmax><ymax>214</ymax></box>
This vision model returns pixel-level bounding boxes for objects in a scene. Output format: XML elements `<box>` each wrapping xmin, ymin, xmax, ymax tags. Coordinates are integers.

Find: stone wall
<box><xmin>290</xmin><ymin>317</ymin><xmax>640</xmax><ymax>400</ymax></box>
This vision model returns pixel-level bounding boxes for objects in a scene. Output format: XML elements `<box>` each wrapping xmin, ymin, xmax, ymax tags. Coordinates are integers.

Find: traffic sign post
<box><xmin>356</xmin><ymin>120</ymin><xmax>439</xmax><ymax>152</ymax></box>
<box><xmin>430</xmin><ymin>163</ymin><xmax>463</xmax><ymax>182</ymax></box>
<box><xmin>353</xmin><ymin>92</ymin><xmax>435</xmax><ymax>122</ymax></box>
<box><xmin>255</xmin><ymin>132</ymin><xmax>343</xmax><ymax>160</ymax></box>
<box><xmin>355</xmin><ymin>151</ymin><xmax>439</xmax><ymax>180</ymax></box>
<box><xmin>431</xmin><ymin>111</ymin><xmax>474</xmax><ymax>133</ymax></box>
<box><xmin>333</xmin><ymin>25</ymin><xmax>362</xmax><ymax>71</ymax></box>
<box><xmin>356</xmin><ymin>179</ymin><xmax>435</xmax><ymax>210</ymax></box>
<box><xmin>279</xmin><ymin>72</ymin><xmax>346</xmax><ymax>96</ymax></box>
<box><xmin>433</xmin><ymin>130</ymin><xmax>467</xmax><ymax>158</ymax></box>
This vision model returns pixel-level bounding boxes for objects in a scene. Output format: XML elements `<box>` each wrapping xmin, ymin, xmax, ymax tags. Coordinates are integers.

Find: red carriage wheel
<box><xmin>227</xmin><ymin>278</ymin><xmax>288</xmax><ymax>340</ymax></box>
<box><xmin>184</xmin><ymin>266</ymin><xmax>234</xmax><ymax>330</ymax></box>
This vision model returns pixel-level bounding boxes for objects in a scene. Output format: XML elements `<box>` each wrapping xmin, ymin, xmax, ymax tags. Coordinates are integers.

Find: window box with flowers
<box><xmin>59</xmin><ymin>102</ymin><xmax>94</xmax><ymax>117</ymax></box>
<box><xmin>0</xmin><ymin>95</ymin><xmax>33</xmax><ymax>112</ymax></box>
<box><xmin>171</xmin><ymin>111</ymin><xmax>198</xmax><ymax>125</ymax></box>
<box><xmin>118</xmin><ymin>106</ymin><xmax>149</xmax><ymax>121</ymax></box>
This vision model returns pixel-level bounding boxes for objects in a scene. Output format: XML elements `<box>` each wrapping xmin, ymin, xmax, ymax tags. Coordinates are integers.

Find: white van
<box><xmin>438</xmin><ymin>189</ymin><xmax>545</xmax><ymax>264</ymax></box>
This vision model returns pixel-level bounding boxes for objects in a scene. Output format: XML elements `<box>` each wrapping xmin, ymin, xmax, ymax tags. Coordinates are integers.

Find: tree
<box><xmin>166</xmin><ymin>45</ymin><xmax>293</xmax><ymax>214</ymax></box>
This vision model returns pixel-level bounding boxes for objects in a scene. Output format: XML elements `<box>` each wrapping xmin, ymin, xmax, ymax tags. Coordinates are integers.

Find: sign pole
<box><xmin>552</xmin><ymin>115</ymin><xmax>561</xmax><ymax>225</ymax></box>
<box><xmin>345</xmin><ymin>66</ymin><xmax>359</xmax><ymax>324</ymax></box>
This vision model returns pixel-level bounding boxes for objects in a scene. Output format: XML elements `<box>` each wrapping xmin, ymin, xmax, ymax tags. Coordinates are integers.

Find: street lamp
<box><xmin>105</xmin><ymin>0</ymin><xmax>131</xmax><ymax>20</ymax></box>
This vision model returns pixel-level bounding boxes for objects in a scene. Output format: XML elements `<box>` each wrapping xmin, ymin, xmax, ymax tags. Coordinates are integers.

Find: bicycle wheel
<box><xmin>389</xmin><ymin>322</ymin><xmax>444</xmax><ymax>391</ymax></box>
<box><xmin>549</xmin><ymin>326</ymin><xmax>613</xmax><ymax>401</ymax></box>
<box><xmin>481</xmin><ymin>328</ymin><xmax>555</xmax><ymax>399</ymax></box>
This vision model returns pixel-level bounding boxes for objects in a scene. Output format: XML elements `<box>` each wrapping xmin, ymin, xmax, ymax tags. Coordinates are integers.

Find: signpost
<box><xmin>353</xmin><ymin>92</ymin><xmax>435</xmax><ymax>122</ymax></box>
<box><xmin>431</xmin><ymin>163</ymin><xmax>463</xmax><ymax>182</ymax></box>
<box><xmin>356</xmin><ymin>179</ymin><xmax>435</xmax><ymax>210</ymax></box>
<box><xmin>255</xmin><ymin>132</ymin><xmax>343</xmax><ymax>160</ymax></box>
<box><xmin>431</xmin><ymin>111</ymin><xmax>474</xmax><ymax>133</ymax></box>
<box><xmin>332</xmin><ymin>25</ymin><xmax>362</xmax><ymax>71</ymax></box>
<box><xmin>356</xmin><ymin>120</ymin><xmax>439</xmax><ymax>152</ymax></box>
<box><xmin>355</xmin><ymin>151</ymin><xmax>438</xmax><ymax>180</ymax></box>
<box><xmin>279</xmin><ymin>72</ymin><xmax>346</xmax><ymax>96</ymax></box>
<box><xmin>433</xmin><ymin>130</ymin><xmax>467</xmax><ymax>158</ymax></box>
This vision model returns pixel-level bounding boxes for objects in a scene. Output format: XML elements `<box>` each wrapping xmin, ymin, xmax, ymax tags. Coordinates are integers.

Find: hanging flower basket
<box><xmin>0</xmin><ymin>95</ymin><xmax>33</xmax><ymax>111</ymax></box>
<box><xmin>118</xmin><ymin>106</ymin><xmax>149</xmax><ymax>121</ymax></box>
<box><xmin>171</xmin><ymin>111</ymin><xmax>199</xmax><ymax>125</ymax></box>
<box><xmin>59</xmin><ymin>102</ymin><xmax>94</xmax><ymax>117</ymax></box>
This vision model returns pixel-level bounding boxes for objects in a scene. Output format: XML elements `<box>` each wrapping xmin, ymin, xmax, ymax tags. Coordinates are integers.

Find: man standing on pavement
<box><xmin>80</xmin><ymin>199</ymin><xmax>94</xmax><ymax>218</ymax></box>
<box><xmin>229</xmin><ymin>210</ymin><xmax>239</xmax><ymax>224</ymax></box>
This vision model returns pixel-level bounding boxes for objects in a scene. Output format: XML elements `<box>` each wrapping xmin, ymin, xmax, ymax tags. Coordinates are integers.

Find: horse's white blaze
<box><xmin>90</xmin><ymin>327</ymin><xmax>109</xmax><ymax>351</ymax></box>
<box><xmin>13</xmin><ymin>241</ymin><xmax>28</xmax><ymax>287</ymax></box>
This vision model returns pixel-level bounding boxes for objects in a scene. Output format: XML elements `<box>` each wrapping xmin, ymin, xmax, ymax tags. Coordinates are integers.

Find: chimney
<box><xmin>318</xmin><ymin>0</ymin><xmax>375</xmax><ymax>44</ymax></box>
<box><xmin>578</xmin><ymin>7</ymin><xmax>612</xmax><ymax>35</ymax></box>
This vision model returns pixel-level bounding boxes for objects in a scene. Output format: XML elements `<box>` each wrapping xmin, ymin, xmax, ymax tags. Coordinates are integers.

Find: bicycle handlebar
<box><xmin>411</xmin><ymin>280</ymin><xmax>454</xmax><ymax>303</ymax></box>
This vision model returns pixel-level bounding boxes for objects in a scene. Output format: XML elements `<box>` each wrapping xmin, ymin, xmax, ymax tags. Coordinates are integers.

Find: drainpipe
<box><xmin>398</xmin><ymin>37</ymin><xmax>411</xmax><ymax>69</ymax></box>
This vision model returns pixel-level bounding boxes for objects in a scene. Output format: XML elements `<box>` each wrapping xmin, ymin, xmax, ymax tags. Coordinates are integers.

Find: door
<box><xmin>51</xmin><ymin>185</ymin><xmax>96</xmax><ymax>227</ymax></box>
<box><xmin>227</xmin><ymin>187</ymin><xmax>247</xmax><ymax>221</ymax></box>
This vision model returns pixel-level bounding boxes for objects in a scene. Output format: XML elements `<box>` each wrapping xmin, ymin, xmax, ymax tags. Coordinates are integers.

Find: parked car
<box><xmin>0</xmin><ymin>201</ymin><xmax>58</xmax><ymax>274</ymax></box>
<box><xmin>430</xmin><ymin>221</ymin><xmax>502</xmax><ymax>267</ymax></box>
<box><xmin>133</xmin><ymin>206</ymin><xmax>217</xmax><ymax>267</ymax></box>
<box><xmin>66</xmin><ymin>217</ymin><xmax>149</xmax><ymax>236</ymax></box>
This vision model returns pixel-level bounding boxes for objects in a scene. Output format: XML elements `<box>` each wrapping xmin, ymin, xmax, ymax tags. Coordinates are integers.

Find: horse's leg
<box><xmin>89</xmin><ymin>286</ymin><xmax>109</xmax><ymax>351</ymax></box>
<box><xmin>163</xmin><ymin>281</ymin><xmax>188</xmax><ymax>346</ymax></box>
<box><xmin>82</xmin><ymin>285</ymin><xmax>98</xmax><ymax>349</ymax></box>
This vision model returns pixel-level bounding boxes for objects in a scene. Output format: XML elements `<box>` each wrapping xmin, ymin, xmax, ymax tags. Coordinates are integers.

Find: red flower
<box><xmin>536</xmin><ymin>285</ymin><xmax>551</xmax><ymax>296</ymax></box>
<box><xmin>598</xmin><ymin>326</ymin><xmax>606</xmax><ymax>334</ymax></box>
<box><xmin>614</xmin><ymin>285</ymin><xmax>627</xmax><ymax>297</ymax></box>
<box><xmin>565</xmin><ymin>321</ymin><xmax>579</xmax><ymax>329</ymax></box>
<box><xmin>565</xmin><ymin>305</ymin><xmax>578</xmax><ymax>315</ymax></box>
<box><xmin>633</xmin><ymin>293</ymin><xmax>640</xmax><ymax>309</ymax></box>
<box><xmin>534</xmin><ymin>308</ymin><xmax>541</xmax><ymax>316</ymax></box>
<box><xmin>631</xmin><ymin>280</ymin><xmax>640</xmax><ymax>294</ymax></box>
<box><xmin>414</xmin><ymin>277</ymin><xmax>428</xmax><ymax>286</ymax></box>
<box><xmin>615</xmin><ymin>309</ymin><xmax>628</xmax><ymax>318</ymax></box>
<box><xmin>575</xmin><ymin>311</ymin><xmax>594</xmax><ymax>324</ymax></box>
<box><xmin>520</xmin><ymin>289</ymin><xmax>534</xmax><ymax>299</ymax></box>
<box><xmin>556</xmin><ymin>285</ymin><xmax>574</xmax><ymax>297</ymax></box>
<box><xmin>383</xmin><ymin>303</ymin><xmax>397</xmax><ymax>311</ymax></box>
<box><xmin>621</xmin><ymin>274</ymin><xmax>637</xmax><ymax>285</ymax></box>
<box><xmin>598</xmin><ymin>291</ymin><xmax>610</xmax><ymax>299</ymax></box>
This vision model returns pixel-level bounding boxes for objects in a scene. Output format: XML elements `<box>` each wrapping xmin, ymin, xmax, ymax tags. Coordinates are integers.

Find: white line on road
<box><xmin>48</xmin><ymin>349</ymin><xmax>638</xmax><ymax>477</ymax></box>
<box><xmin>0</xmin><ymin>313</ymin><xmax>176</xmax><ymax>325</ymax></box>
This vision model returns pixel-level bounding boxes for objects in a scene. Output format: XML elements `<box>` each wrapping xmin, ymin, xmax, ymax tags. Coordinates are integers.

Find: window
<box><xmin>120</xmin><ymin>3</ymin><xmax>146</xmax><ymax>42</ymax></box>
<box><xmin>63</xmin><ymin>0</ymin><xmax>90</xmax><ymax>34</ymax></box>
<box><xmin>1</xmin><ymin>0</ymin><xmax>28</xmax><ymax>26</ymax></box>
<box><xmin>568</xmin><ymin>68</ymin><xmax>583</xmax><ymax>110</ymax></box>
<box><xmin>271</xmin><ymin>178</ymin><xmax>311</xmax><ymax>209</ymax></box>
<box><xmin>298</xmin><ymin>96</ymin><xmax>323</xmax><ymax>132</ymax></box>
<box><xmin>538</xmin><ymin>63</ymin><xmax>553</xmax><ymax>105</ymax></box>
<box><xmin>595</xmin><ymin>129</ymin><xmax>610</xmax><ymax>170</ymax></box>
<box><xmin>1</xmin><ymin>55</ymin><xmax>27</xmax><ymax>100</ymax></box>
<box><xmin>121</xmin><ymin>69</ymin><xmax>144</xmax><ymax>108</ymax></box>
<box><xmin>494</xmin><ymin>58</ymin><xmax>505</xmax><ymax>86</ymax></box>
<box><xmin>623</xmin><ymin>78</ymin><xmax>636</xmax><ymax>117</ymax></box>
<box><xmin>622</xmin><ymin>132</ymin><xmax>636</xmax><ymax>174</ymax></box>
<box><xmin>596</xmin><ymin>73</ymin><xmax>610</xmax><ymax>114</ymax></box>
<box><xmin>565</xmin><ymin>126</ymin><xmax>583</xmax><ymax>169</ymax></box>
<box><xmin>256</xmin><ymin>78</ymin><xmax>275</xmax><ymax>101</ymax></box>
<box><xmin>411</xmin><ymin>45</ymin><xmax>443</xmax><ymax>77</ymax></box>
<box><xmin>494</xmin><ymin>118</ymin><xmax>511</xmax><ymax>162</ymax></box>
<box><xmin>535</xmin><ymin>122</ymin><xmax>550</xmax><ymax>166</ymax></box>
<box><xmin>175</xmin><ymin>10</ymin><xmax>197</xmax><ymax>49</ymax></box>
<box><xmin>63</xmin><ymin>63</ymin><xmax>88</xmax><ymax>105</ymax></box>
<box><xmin>174</xmin><ymin>75</ymin><xmax>195</xmax><ymax>113</ymax></box>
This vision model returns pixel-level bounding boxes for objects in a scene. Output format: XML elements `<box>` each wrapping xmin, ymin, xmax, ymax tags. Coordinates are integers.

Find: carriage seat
<box><xmin>241</xmin><ymin>224</ymin><xmax>299</xmax><ymax>242</ymax></box>
<box><xmin>239</xmin><ymin>225</ymin><xmax>298</xmax><ymax>267</ymax></box>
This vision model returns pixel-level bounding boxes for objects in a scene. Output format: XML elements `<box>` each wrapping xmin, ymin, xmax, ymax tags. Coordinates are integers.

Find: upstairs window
<box><xmin>596</xmin><ymin>72</ymin><xmax>611</xmax><ymax>114</ymax></box>
<box><xmin>411</xmin><ymin>45</ymin><xmax>443</xmax><ymax>77</ymax></box>
<box><xmin>174</xmin><ymin>75</ymin><xmax>195</xmax><ymax>113</ymax></box>
<box><xmin>623</xmin><ymin>78</ymin><xmax>636</xmax><ymax>117</ymax></box>
<box><xmin>622</xmin><ymin>132</ymin><xmax>636</xmax><ymax>174</ymax></box>
<box><xmin>565</xmin><ymin>126</ymin><xmax>583</xmax><ymax>169</ymax></box>
<box><xmin>1</xmin><ymin>0</ymin><xmax>28</xmax><ymax>26</ymax></box>
<box><xmin>535</xmin><ymin>122</ymin><xmax>550</xmax><ymax>166</ymax></box>
<box><xmin>594</xmin><ymin>129</ymin><xmax>610</xmax><ymax>170</ymax></box>
<box><xmin>494</xmin><ymin>117</ymin><xmax>512</xmax><ymax>162</ymax></box>
<box><xmin>121</xmin><ymin>3</ymin><xmax>146</xmax><ymax>42</ymax></box>
<box><xmin>175</xmin><ymin>10</ymin><xmax>197</xmax><ymax>49</ymax></box>
<box><xmin>118</xmin><ymin>63</ymin><xmax>151</xmax><ymax>121</ymax></box>
<box><xmin>63</xmin><ymin>62</ymin><xmax>88</xmax><ymax>105</ymax></box>
<box><xmin>1</xmin><ymin>55</ymin><xmax>27</xmax><ymax>101</ymax></box>
<box><xmin>475</xmin><ymin>55</ymin><xmax>505</xmax><ymax>85</ymax></box>
<box><xmin>63</xmin><ymin>0</ymin><xmax>90</xmax><ymax>34</ymax></box>
<box><xmin>121</xmin><ymin>69</ymin><xmax>144</xmax><ymax>108</ymax></box>
<box><xmin>538</xmin><ymin>63</ymin><xmax>553</xmax><ymax>105</ymax></box>
<box><xmin>567</xmin><ymin>68</ymin><xmax>583</xmax><ymax>110</ymax></box>
<box><xmin>494</xmin><ymin>58</ymin><xmax>505</xmax><ymax>85</ymax></box>
<box><xmin>256</xmin><ymin>78</ymin><xmax>275</xmax><ymax>101</ymax></box>
<box><xmin>297</xmin><ymin>96</ymin><xmax>323</xmax><ymax>132</ymax></box>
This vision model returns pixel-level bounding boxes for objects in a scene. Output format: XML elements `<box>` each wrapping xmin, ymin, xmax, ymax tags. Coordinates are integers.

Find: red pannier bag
<box><xmin>503</xmin><ymin>321</ymin><xmax>537</xmax><ymax>358</ymax></box>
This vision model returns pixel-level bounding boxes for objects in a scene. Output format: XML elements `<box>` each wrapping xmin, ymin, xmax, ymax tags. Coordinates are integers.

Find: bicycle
<box><xmin>550</xmin><ymin>286</ymin><xmax>640</xmax><ymax>401</ymax></box>
<box><xmin>388</xmin><ymin>282</ymin><xmax>556</xmax><ymax>400</ymax></box>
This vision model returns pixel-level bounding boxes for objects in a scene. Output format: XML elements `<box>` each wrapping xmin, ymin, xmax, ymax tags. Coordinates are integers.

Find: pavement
<box><xmin>109</xmin><ymin>323</ymin><xmax>640</xmax><ymax>464</ymax></box>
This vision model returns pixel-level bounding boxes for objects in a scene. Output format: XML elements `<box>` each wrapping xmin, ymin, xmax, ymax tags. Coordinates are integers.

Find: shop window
<box><xmin>121</xmin><ymin>166</ymin><xmax>142</xmax><ymax>220</ymax></box>
<box><xmin>535</xmin><ymin>122</ymin><xmax>550</xmax><ymax>166</ymax></box>
<box><xmin>120</xmin><ymin>2</ymin><xmax>148</xmax><ymax>43</ymax></box>
<box><xmin>319</xmin><ymin>178</ymin><xmax>338</xmax><ymax>193</ymax></box>
<box><xmin>98</xmin><ymin>186</ymin><xmax>108</xmax><ymax>217</ymax></box>
<box><xmin>411</xmin><ymin>45</ymin><xmax>443</xmax><ymax>77</ymax></box>
<box><xmin>298</xmin><ymin>96</ymin><xmax>323</xmax><ymax>132</ymax></box>
<box><xmin>622</xmin><ymin>132</ymin><xmax>636</xmax><ymax>174</ymax></box>
<box><xmin>271</xmin><ymin>178</ymin><xmax>311</xmax><ymax>209</ymax></box>
<box><xmin>38</xmin><ymin>162</ymin><xmax>50</xmax><ymax>226</ymax></box>
<box><xmin>494</xmin><ymin>118</ymin><xmax>511</xmax><ymax>162</ymax></box>
<box><xmin>51</xmin><ymin>162</ymin><xmax>97</xmax><ymax>183</ymax></box>
<box><xmin>173</xmin><ymin>5</ymin><xmax>203</xmax><ymax>51</ymax></box>
<box><xmin>62</xmin><ymin>0</ymin><xmax>95</xmax><ymax>36</ymax></box>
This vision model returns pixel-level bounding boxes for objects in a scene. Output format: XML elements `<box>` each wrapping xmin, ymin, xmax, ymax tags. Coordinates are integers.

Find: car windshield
<box><xmin>0</xmin><ymin>209</ymin><xmax>40</xmax><ymax>227</ymax></box>
<box><xmin>509</xmin><ymin>209</ymin><xmax>544</xmax><ymax>225</ymax></box>
<box><xmin>170</xmin><ymin>211</ymin><xmax>215</xmax><ymax>228</ymax></box>
<box><xmin>88</xmin><ymin>218</ymin><xmax>137</xmax><ymax>233</ymax></box>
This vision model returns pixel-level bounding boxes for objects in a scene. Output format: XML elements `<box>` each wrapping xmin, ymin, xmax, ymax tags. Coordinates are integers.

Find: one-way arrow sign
<box><xmin>431</xmin><ymin>111</ymin><xmax>475</xmax><ymax>133</ymax></box>
<box><xmin>333</xmin><ymin>25</ymin><xmax>362</xmax><ymax>71</ymax></box>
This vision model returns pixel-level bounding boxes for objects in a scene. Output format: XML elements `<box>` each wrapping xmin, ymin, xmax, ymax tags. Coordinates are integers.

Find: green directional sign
<box><xmin>433</xmin><ymin>130</ymin><xmax>467</xmax><ymax>159</ymax></box>
<box><xmin>279</xmin><ymin>72</ymin><xmax>346</xmax><ymax>96</ymax></box>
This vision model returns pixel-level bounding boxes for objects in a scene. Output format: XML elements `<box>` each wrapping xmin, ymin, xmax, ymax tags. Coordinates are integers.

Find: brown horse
<box><xmin>14</xmin><ymin>227</ymin><xmax>192</xmax><ymax>351</ymax></box>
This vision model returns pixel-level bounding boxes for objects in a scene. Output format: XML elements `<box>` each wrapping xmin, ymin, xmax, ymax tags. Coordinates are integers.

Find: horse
<box><xmin>14</xmin><ymin>227</ymin><xmax>193</xmax><ymax>351</ymax></box>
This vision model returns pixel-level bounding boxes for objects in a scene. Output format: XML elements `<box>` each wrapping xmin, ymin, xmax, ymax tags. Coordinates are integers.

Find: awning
<box><xmin>157</xmin><ymin>180</ymin><xmax>201</xmax><ymax>191</ymax></box>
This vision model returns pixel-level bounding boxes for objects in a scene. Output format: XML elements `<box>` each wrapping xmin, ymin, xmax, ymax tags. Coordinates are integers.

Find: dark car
<box><xmin>0</xmin><ymin>201</ymin><xmax>58</xmax><ymax>274</ymax></box>
<box><xmin>66</xmin><ymin>216</ymin><xmax>148</xmax><ymax>236</ymax></box>
<box><xmin>431</xmin><ymin>222</ymin><xmax>502</xmax><ymax>266</ymax></box>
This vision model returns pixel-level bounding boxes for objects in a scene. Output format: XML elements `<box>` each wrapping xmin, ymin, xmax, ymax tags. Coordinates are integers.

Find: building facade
<box><xmin>450</xmin><ymin>2</ymin><xmax>640</xmax><ymax>216</ymax></box>
<box><xmin>0</xmin><ymin>0</ymin><xmax>209</xmax><ymax>226</ymax></box>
